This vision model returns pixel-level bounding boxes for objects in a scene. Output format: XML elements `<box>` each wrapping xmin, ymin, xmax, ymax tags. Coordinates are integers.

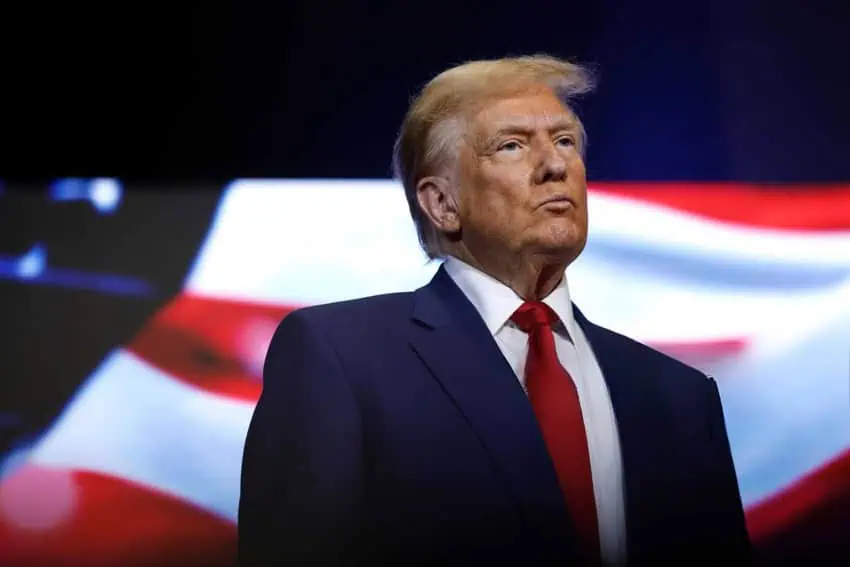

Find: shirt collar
<box><xmin>443</xmin><ymin>256</ymin><xmax>577</xmax><ymax>342</ymax></box>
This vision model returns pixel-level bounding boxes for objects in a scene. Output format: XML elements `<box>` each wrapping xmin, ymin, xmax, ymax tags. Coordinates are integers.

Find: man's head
<box><xmin>393</xmin><ymin>55</ymin><xmax>594</xmax><ymax>271</ymax></box>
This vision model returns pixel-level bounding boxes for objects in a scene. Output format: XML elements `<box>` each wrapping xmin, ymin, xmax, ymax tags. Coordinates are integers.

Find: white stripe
<box><xmin>27</xmin><ymin>350</ymin><xmax>254</xmax><ymax>523</ymax></box>
<box><xmin>186</xmin><ymin>181</ymin><xmax>850</xmax><ymax>307</ymax></box>
<box><xmin>568</xmin><ymin>250</ymin><xmax>850</xmax><ymax>342</ymax></box>
<box><xmin>184</xmin><ymin>179</ymin><xmax>439</xmax><ymax>306</ymax></box>
<box><xmin>715</xmin><ymin>278</ymin><xmax>850</xmax><ymax>505</ymax></box>
<box><xmin>587</xmin><ymin>192</ymin><xmax>850</xmax><ymax>266</ymax></box>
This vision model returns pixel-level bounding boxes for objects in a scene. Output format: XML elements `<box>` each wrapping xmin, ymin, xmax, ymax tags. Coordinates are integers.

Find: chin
<box><xmin>532</xmin><ymin>239</ymin><xmax>584</xmax><ymax>264</ymax></box>
<box><xmin>537</xmin><ymin>223</ymin><xmax>586</xmax><ymax>254</ymax></box>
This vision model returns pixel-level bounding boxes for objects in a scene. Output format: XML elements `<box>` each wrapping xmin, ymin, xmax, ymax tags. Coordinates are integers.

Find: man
<box><xmin>238</xmin><ymin>55</ymin><xmax>751</xmax><ymax>566</ymax></box>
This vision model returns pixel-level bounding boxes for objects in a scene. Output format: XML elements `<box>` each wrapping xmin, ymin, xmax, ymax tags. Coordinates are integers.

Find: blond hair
<box><xmin>392</xmin><ymin>54</ymin><xmax>596</xmax><ymax>259</ymax></box>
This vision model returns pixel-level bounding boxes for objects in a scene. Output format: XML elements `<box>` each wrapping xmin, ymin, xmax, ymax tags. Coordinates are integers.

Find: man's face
<box><xmin>454</xmin><ymin>89</ymin><xmax>588</xmax><ymax>264</ymax></box>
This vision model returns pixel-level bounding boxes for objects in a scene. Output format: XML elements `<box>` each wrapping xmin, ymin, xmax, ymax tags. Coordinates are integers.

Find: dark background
<box><xmin>4</xmin><ymin>0</ymin><xmax>850</xmax><ymax>181</ymax></box>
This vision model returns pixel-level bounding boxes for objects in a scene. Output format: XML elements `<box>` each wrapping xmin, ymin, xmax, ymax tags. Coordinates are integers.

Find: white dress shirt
<box><xmin>444</xmin><ymin>256</ymin><xmax>627</xmax><ymax>566</ymax></box>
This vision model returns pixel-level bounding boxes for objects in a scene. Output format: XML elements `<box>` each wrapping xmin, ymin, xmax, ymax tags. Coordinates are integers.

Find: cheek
<box><xmin>488</xmin><ymin>182</ymin><xmax>530</xmax><ymax>229</ymax></box>
<box><xmin>464</xmin><ymin>173</ymin><xmax>525</xmax><ymax>217</ymax></box>
<box><xmin>469</xmin><ymin>192</ymin><xmax>513</xmax><ymax>232</ymax></box>
<box><xmin>569</xmin><ymin>155</ymin><xmax>587</xmax><ymax>179</ymax></box>
<box><xmin>569</xmin><ymin>160</ymin><xmax>588</xmax><ymax>205</ymax></box>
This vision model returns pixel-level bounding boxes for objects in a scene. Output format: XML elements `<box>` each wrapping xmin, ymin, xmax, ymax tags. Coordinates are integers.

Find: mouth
<box><xmin>537</xmin><ymin>195</ymin><xmax>575</xmax><ymax>210</ymax></box>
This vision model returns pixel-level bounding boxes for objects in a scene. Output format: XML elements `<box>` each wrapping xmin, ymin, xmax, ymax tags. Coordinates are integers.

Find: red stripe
<box><xmin>745</xmin><ymin>449</ymin><xmax>850</xmax><ymax>543</ymax></box>
<box><xmin>590</xmin><ymin>183</ymin><xmax>850</xmax><ymax>231</ymax></box>
<box><xmin>646</xmin><ymin>338</ymin><xmax>748</xmax><ymax>365</ymax></box>
<box><xmin>0</xmin><ymin>464</ymin><xmax>236</xmax><ymax>567</ymax></box>
<box><xmin>126</xmin><ymin>294</ymin><xmax>300</xmax><ymax>403</ymax></box>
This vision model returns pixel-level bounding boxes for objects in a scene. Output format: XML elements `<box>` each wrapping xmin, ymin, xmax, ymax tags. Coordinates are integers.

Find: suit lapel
<box><xmin>409</xmin><ymin>266</ymin><xmax>576</xmax><ymax>557</ymax></box>
<box><xmin>573</xmin><ymin>305</ymin><xmax>671</xmax><ymax>562</ymax></box>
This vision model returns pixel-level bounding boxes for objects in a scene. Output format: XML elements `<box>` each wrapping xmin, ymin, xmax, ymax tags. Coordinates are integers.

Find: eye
<box><xmin>555</xmin><ymin>135</ymin><xmax>576</xmax><ymax>148</ymax></box>
<box><xmin>497</xmin><ymin>140</ymin><xmax>523</xmax><ymax>152</ymax></box>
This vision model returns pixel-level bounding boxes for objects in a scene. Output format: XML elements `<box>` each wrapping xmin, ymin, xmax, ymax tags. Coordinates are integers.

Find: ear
<box><xmin>416</xmin><ymin>176</ymin><xmax>461</xmax><ymax>234</ymax></box>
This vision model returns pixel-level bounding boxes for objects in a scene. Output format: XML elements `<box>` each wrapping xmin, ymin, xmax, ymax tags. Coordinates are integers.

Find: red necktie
<box><xmin>511</xmin><ymin>301</ymin><xmax>601</xmax><ymax>564</ymax></box>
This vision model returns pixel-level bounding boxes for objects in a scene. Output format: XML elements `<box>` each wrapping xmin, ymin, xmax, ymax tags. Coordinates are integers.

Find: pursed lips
<box><xmin>536</xmin><ymin>195</ymin><xmax>574</xmax><ymax>208</ymax></box>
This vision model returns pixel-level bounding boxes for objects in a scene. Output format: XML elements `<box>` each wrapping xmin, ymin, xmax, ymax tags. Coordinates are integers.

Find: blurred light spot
<box><xmin>15</xmin><ymin>243</ymin><xmax>47</xmax><ymax>279</ymax></box>
<box><xmin>237</xmin><ymin>316</ymin><xmax>279</xmax><ymax>378</ymax></box>
<box><xmin>49</xmin><ymin>178</ymin><xmax>122</xmax><ymax>214</ymax></box>
<box><xmin>89</xmin><ymin>178</ymin><xmax>122</xmax><ymax>214</ymax></box>
<box><xmin>0</xmin><ymin>466</ymin><xmax>78</xmax><ymax>531</ymax></box>
<box><xmin>49</xmin><ymin>178</ymin><xmax>88</xmax><ymax>201</ymax></box>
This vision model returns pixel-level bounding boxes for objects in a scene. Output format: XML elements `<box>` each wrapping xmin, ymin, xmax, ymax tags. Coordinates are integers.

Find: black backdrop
<box><xmin>4</xmin><ymin>0</ymin><xmax>850</xmax><ymax>181</ymax></box>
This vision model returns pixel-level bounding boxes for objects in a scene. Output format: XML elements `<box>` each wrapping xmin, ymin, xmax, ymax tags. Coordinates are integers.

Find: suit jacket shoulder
<box><xmin>576</xmin><ymin>308</ymin><xmax>716</xmax><ymax>393</ymax></box>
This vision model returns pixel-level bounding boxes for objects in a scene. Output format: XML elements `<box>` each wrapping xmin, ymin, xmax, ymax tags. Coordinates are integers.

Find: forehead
<box><xmin>469</xmin><ymin>91</ymin><xmax>577</xmax><ymax>135</ymax></box>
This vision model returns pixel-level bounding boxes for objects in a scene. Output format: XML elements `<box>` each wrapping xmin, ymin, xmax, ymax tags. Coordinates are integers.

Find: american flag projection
<box><xmin>0</xmin><ymin>179</ymin><xmax>849</xmax><ymax>566</ymax></box>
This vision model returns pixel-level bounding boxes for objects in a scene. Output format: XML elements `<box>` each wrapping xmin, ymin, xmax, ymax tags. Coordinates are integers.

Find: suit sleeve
<box><xmin>237</xmin><ymin>310</ymin><xmax>364</xmax><ymax>567</ymax></box>
<box><xmin>703</xmin><ymin>376</ymin><xmax>753</xmax><ymax>562</ymax></box>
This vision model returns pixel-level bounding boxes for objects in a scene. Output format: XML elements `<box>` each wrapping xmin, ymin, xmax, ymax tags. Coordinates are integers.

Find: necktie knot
<box><xmin>510</xmin><ymin>301</ymin><xmax>559</xmax><ymax>333</ymax></box>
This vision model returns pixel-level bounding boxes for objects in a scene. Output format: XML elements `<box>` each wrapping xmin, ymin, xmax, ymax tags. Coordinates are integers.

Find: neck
<box><xmin>449</xmin><ymin>245</ymin><xmax>568</xmax><ymax>301</ymax></box>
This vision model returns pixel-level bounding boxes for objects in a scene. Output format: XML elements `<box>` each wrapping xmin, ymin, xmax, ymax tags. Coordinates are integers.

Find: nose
<box><xmin>532</xmin><ymin>142</ymin><xmax>568</xmax><ymax>185</ymax></box>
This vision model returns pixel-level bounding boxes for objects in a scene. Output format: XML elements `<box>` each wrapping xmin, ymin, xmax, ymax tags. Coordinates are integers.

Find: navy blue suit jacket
<box><xmin>238</xmin><ymin>265</ymin><xmax>751</xmax><ymax>566</ymax></box>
